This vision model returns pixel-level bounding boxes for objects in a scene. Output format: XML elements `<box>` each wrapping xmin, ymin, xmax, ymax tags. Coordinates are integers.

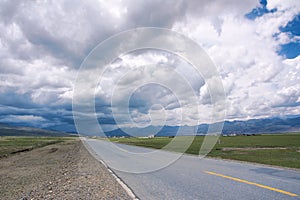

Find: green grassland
<box><xmin>110</xmin><ymin>133</ymin><xmax>300</xmax><ymax>169</ymax></box>
<box><xmin>0</xmin><ymin>137</ymin><xmax>75</xmax><ymax>158</ymax></box>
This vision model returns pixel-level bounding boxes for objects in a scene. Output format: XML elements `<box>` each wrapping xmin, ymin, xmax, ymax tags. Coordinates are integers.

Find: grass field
<box><xmin>110</xmin><ymin>133</ymin><xmax>300</xmax><ymax>169</ymax></box>
<box><xmin>0</xmin><ymin>137</ymin><xmax>75</xmax><ymax>158</ymax></box>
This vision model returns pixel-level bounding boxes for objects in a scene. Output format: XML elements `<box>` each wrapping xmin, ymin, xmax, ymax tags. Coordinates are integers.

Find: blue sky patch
<box><xmin>279</xmin><ymin>42</ymin><xmax>300</xmax><ymax>59</ymax></box>
<box><xmin>245</xmin><ymin>0</ymin><xmax>277</xmax><ymax>20</ymax></box>
<box><xmin>278</xmin><ymin>14</ymin><xmax>300</xmax><ymax>59</ymax></box>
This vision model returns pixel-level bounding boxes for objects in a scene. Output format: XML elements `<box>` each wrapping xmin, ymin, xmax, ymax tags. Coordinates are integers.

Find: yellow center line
<box><xmin>204</xmin><ymin>171</ymin><xmax>298</xmax><ymax>197</ymax></box>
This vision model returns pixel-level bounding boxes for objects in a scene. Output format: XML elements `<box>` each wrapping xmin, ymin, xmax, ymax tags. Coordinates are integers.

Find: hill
<box><xmin>0</xmin><ymin>123</ymin><xmax>76</xmax><ymax>137</ymax></box>
<box><xmin>104</xmin><ymin>115</ymin><xmax>300</xmax><ymax>137</ymax></box>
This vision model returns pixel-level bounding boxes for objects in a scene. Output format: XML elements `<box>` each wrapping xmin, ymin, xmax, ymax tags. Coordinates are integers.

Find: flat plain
<box><xmin>110</xmin><ymin>133</ymin><xmax>300</xmax><ymax>169</ymax></box>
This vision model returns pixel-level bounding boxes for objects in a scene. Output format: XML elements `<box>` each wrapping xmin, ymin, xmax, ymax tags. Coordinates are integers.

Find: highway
<box><xmin>84</xmin><ymin>139</ymin><xmax>300</xmax><ymax>200</ymax></box>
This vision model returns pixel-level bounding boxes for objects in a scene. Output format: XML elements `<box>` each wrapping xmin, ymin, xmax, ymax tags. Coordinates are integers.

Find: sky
<box><xmin>0</xmin><ymin>0</ymin><xmax>299</xmax><ymax>133</ymax></box>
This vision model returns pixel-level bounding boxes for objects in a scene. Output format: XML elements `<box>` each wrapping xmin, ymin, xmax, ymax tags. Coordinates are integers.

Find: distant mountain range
<box><xmin>220</xmin><ymin>116</ymin><xmax>300</xmax><ymax>134</ymax></box>
<box><xmin>0</xmin><ymin>123</ymin><xmax>75</xmax><ymax>137</ymax></box>
<box><xmin>103</xmin><ymin>115</ymin><xmax>300</xmax><ymax>137</ymax></box>
<box><xmin>0</xmin><ymin>115</ymin><xmax>299</xmax><ymax>137</ymax></box>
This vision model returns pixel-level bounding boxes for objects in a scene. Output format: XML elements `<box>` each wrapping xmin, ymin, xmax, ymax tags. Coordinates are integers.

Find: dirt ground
<box><xmin>0</xmin><ymin>139</ymin><xmax>131</xmax><ymax>200</ymax></box>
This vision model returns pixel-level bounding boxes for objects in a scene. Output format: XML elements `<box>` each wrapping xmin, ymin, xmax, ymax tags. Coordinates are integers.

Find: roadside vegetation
<box><xmin>110</xmin><ymin>133</ymin><xmax>300</xmax><ymax>169</ymax></box>
<box><xmin>0</xmin><ymin>137</ymin><xmax>75</xmax><ymax>158</ymax></box>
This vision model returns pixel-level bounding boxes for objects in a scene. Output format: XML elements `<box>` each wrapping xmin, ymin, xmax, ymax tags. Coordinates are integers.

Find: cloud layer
<box><xmin>0</xmin><ymin>0</ymin><xmax>299</xmax><ymax>131</ymax></box>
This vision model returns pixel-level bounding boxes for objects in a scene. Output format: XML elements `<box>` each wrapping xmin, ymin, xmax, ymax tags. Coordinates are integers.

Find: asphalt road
<box><xmin>84</xmin><ymin>139</ymin><xmax>300</xmax><ymax>200</ymax></box>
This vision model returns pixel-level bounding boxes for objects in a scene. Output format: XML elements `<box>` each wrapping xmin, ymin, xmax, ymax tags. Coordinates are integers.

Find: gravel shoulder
<box><xmin>0</xmin><ymin>139</ymin><xmax>132</xmax><ymax>200</ymax></box>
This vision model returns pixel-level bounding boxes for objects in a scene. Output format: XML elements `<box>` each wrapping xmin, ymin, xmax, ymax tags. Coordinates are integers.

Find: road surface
<box><xmin>84</xmin><ymin>139</ymin><xmax>300</xmax><ymax>200</ymax></box>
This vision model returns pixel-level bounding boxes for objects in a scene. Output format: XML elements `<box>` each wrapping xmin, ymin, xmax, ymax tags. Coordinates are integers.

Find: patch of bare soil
<box><xmin>0</xmin><ymin>140</ymin><xmax>131</xmax><ymax>200</ymax></box>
